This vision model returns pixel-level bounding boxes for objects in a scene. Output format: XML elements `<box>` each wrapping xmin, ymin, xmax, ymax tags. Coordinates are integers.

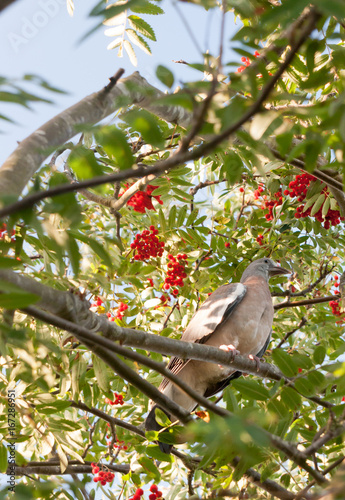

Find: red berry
<box><xmin>150</xmin><ymin>485</ymin><xmax>158</xmax><ymax>493</ymax></box>
<box><xmin>225</xmin><ymin>242</ymin><xmax>230</xmax><ymax>248</ymax></box>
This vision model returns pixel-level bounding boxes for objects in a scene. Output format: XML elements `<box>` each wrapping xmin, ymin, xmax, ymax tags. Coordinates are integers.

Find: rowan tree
<box><xmin>1</xmin><ymin>1</ymin><xmax>345</xmax><ymax>499</ymax></box>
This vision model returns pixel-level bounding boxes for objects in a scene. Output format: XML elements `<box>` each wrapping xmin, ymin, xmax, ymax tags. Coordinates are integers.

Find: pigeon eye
<box><xmin>264</xmin><ymin>259</ymin><xmax>269</xmax><ymax>263</ymax></box>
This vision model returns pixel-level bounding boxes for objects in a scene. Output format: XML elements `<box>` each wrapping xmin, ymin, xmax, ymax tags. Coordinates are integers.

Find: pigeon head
<box><xmin>240</xmin><ymin>258</ymin><xmax>290</xmax><ymax>283</ymax></box>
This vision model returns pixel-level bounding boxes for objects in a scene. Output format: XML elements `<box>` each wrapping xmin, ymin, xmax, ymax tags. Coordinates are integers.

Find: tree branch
<box><xmin>21</xmin><ymin>308</ymin><xmax>329</xmax><ymax>484</ymax></box>
<box><xmin>0</xmin><ymin>71</ymin><xmax>193</xmax><ymax>199</ymax></box>
<box><xmin>274</xmin><ymin>295</ymin><xmax>339</xmax><ymax>310</ymax></box>
<box><xmin>0</xmin><ymin>8</ymin><xmax>320</xmax><ymax>219</ymax></box>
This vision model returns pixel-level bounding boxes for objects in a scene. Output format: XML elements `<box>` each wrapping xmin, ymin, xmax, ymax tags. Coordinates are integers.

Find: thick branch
<box><xmin>26</xmin><ymin>305</ymin><xmax>229</xmax><ymax>420</ymax></box>
<box><xmin>12</xmin><ymin>460</ymin><xmax>129</xmax><ymax>476</ymax></box>
<box><xmin>0</xmin><ymin>268</ymin><xmax>335</xmax><ymax>405</ymax></box>
<box><xmin>22</xmin><ymin>310</ymin><xmax>327</xmax><ymax>483</ymax></box>
<box><xmin>0</xmin><ymin>71</ymin><xmax>192</xmax><ymax>199</ymax></box>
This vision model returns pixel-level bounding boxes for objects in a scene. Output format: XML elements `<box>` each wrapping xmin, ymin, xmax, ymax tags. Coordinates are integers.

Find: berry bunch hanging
<box><xmin>262</xmin><ymin>189</ymin><xmax>283</xmax><ymax>221</ymax></box>
<box><xmin>256</xmin><ymin>234</ymin><xmax>264</xmax><ymax>246</ymax></box>
<box><xmin>105</xmin><ymin>392</ymin><xmax>124</xmax><ymax>406</ymax></box>
<box><xmin>129</xmin><ymin>488</ymin><xmax>144</xmax><ymax>500</ymax></box>
<box><xmin>164</xmin><ymin>254</ymin><xmax>188</xmax><ymax>296</ymax></box>
<box><xmin>149</xmin><ymin>484</ymin><xmax>163</xmax><ymax>500</ymax></box>
<box><xmin>131</xmin><ymin>226</ymin><xmax>165</xmax><ymax>261</ymax></box>
<box><xmin>121</xmin><ymin>184</ymin><xmax>163</xmax><ymax>213</ymax></box>
<box><xmin>284</xmin><ymin>174</ymin><xmax>344</xmax><ymax>229</ymax></box>
<box><xmin>91</xmin><ymin>463</ymin><xmax>115</xmax><ymax>485</ymax></box>
<box><xmin>0</xmin><ymin>223</ymin><xmax>15</xmax><ymax>241</ymax></box>
<box><xmin>253</xmin><ymin>185</ymin><xmax>283</xmax><ymax>221</ymax></box>
<box><xmin>116</xmin><ymin>302</ymin><xmax>128</xmax><ymax>320</ymax></box>
<box><xmin>112</xmin><ymin>438</ymin><xmax>128</xmax><ymax>450</ymax></box>
<box><xmin>237</xmin><ymin>51</ymin><xmax>260</xmax><ymax>73</ymax></box>
<box><xmin>329</xmin><ymin>275</ymin><xmax>344</xmax><ymax>321</ymax></box>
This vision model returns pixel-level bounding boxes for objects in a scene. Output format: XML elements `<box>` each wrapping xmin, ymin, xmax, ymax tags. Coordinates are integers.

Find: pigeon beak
<box><xmin>269</xmin><ymin>264</ymin><xmax>291</xmax><ymax>277</ymax></box>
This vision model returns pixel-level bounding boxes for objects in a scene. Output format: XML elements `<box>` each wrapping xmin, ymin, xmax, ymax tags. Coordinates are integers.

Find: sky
<box><xmin>0</xmin><ymin>0</ymin><xmax>237</xmax><ymax>166</ymax></box>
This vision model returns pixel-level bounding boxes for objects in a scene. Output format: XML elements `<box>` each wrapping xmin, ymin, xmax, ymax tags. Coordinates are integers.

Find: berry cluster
<box><xmin>256</xmin><ymin>234</ymin><xmax>264</xmax><ymax>246</ymax></box>
<box><xmin>262</xmin><ymin>189</ymin><xmax>283</xmax><ymax>221</ymax></box>
<box><xmin>284</xmin><ymin>173</ymin><xmax>315</xmax><ymax>201</ymax></box>
<box><xmin>285</xmin><ymin>174</ymin><xmax>344</xmax><ymax>229</ymax></box>
<box><xmin>149</xmin><ymin>484</ymin><xmax>163</xmax><ymax>500</ymax></box>
<box><xmin>253</xmin><ymin>185</ymin><xmax>264</xmax><ymax>199</ymax></box>
<box><xmin>129</xmin><ymin>488</ymin><xmax>144</xmax><ymax>500</ymax></box>
<box><xmin>122</xmin><ymin>184</ymin><xmax>163</xmax><ymax>213</ymax></box>
<box><xmin>131</xmin><ymin>226</ymin><xmax>165</xmax><ymax>261</ymax></box>
<box><xmin>253</xmin><ymin>185</ymin><xmax>283</xmax><ymax>221</ymax></box>
<box><xmin>237</xmin><ymin>51</ymin><xmax>260</xmax><ymax>73</ymax></box>
<box><xmin>329</xmin><ymin>275</ymin><xmax>344</xmax><ymax>320</ymax></box>
<box><xmin>91</xmin><ymin>463</ymin><xmax>115</xmax><ymax>485</ymax></box>
<box><xmin>106</xmin><ymin>311</ymin><xmax>115</xmax><ymax>322</ymax></box>
<box><xmin>113</xmin><ymin>438</ymin><xmax>128</xmax><ymax>450</ymax></box>
<box><xmin>105</xmin><ymin>392</ymin><xmax>124</xmax><ymax>406</ymax></box>
<box><xmin>90</xmin><ymin>296</ymin><xmax>105</xmax><ymax>313</ymax></box>
<box><xmin>164</xmin><ymin>254</ymin><xmax>188</xmax><ymax>296</ymax></box>
<box><xmin>155</xmin><ymin>294</ymin><xmax>170</xmax><ymax>309</ymax></box>
<box><xmin>95</xmin><ymin>296</ymin><xmax>103</xmax><ymax>307</ymax></box>
<box><xmin>116</xmin><ymin>302</ymin><xmax>128</xmax><ymax>320</ymax></box>
<box><xmin>0</xmin><ymin>223</ymin><xmax>15</xmax><ymax>241</ymax></box>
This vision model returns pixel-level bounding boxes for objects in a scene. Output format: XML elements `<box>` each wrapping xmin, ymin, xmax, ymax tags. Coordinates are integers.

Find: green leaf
<box><xmin>92</xmin><ymin>355</ymin><xmax>110</xmax><ymax>393</ymax></box>
<box><xmin>88</xmin><ymin>239</ymin><xmax>113</xmax><ymax>269</ymax></box>
<box><xmin>0</xmin><ymin>292</ymin><xmax>39</xmax><ymax>309</ymax></box>
<box><xmin>155</xmin><ymin>408</ymin><xmax>171</xmax><ymax>427</ymax></box>
<box><xmin>231</xmin><ymin>378</ymin><xmax>270</xmax><ymax>401</ymax></box>
<box><xmin>123</xmin><ymin>109</ymin><xmax>164</xmax><ymax>148</ymax></box>
<box><xmin>155</xmin><ymin>93</ymin><xmax>194</xmax><ymax>111</ymax></box>
<box><xmin>95</xmin><ymin>126</ymin><xmax>134</xmax><ymax>169</ymax></box>
<box><xmin>280</xmin><ymin>387</ymin><xmax>302</xmax><ymax>410</ymax></box>
<box><xmin>131</xmin><ymin>1</ymin><xmax>164</xmax><ymax>15</ymax></box>
<box><xmin>313</xmin><ymin>345</ymin><xmax>326</xmax><ymax>365</ymax></box>
<box><xmin>0</xmin><ymin>257</ymin><xmax>22</xmax><ymax>268</ymax></box>
<box><xmin>168</xmin><ymin>205</ymin><xmax>176</xmax><ymax>227</ymax></box>
<box><xmin>222</xmin><ymin>151</ymin><xmax>243</xmax><ymax>184</ymax></box>
<box><xmin>35</xmin><ymin>401</ymin><xmax>72</xmax><ymax>414</ymax></box>
<box><xmin>156</xmin><ymin>65</ymin><xmax>174</xmax><ymax>88</ymax></box>
<box><xmin>127</xmin><ymin>15</ymin><xmax>156</xmax><ymax>40</ymax></box>
<box><xmin>68</xmin><ymin>146</ymin><xmax>104</xmax><ymax>180</ymax></box>
<box><xmin>310</xmin><ymin>193</ymin><xmax>325</xmax><ymax>216</ymax></box>
<box><xmin>177</xmin><ymin>205</ymin><xmax>188</xmax><ymax>227</ymax></box>
<box><xmin>0</xmin><ymin>443</ymin><xmax>7</xmax><ymax>473</ymax></box>
<box><xmin>294</xmin><ymin>377</ymin><xmax>315</xmax><ymax>397</ymax></box>
<box><xmin>66</xmin><ymin>234</ymin><xmax>81</xmax><ymax>277</ymax></box>
<box><xmin>271</xmin><ymin>349</ymin><xmax>298</xmax><ymax>377</ymax></box>
<box><xmin>303</xmin><ymin>192</ymin><xmax>322</xmax><ymax>212</ymax></box>
<box><xmin>145</xmin><ymin>445</ymin><xmax>173</xmax><ymax>462</ymax></box>
<box><xmin>314</xmin><ymin>0</ymin><xmax>345</xmax><ymax>19</ymax></box>
<box><xmin>138</xmin><ymin>456</ymin><xmax>161</xmax><ymax>480</ymax></box>
<box><xmin>322</xmin><ymin>196</ymin><xmax>331</xmax><ymax>218</ymax></box>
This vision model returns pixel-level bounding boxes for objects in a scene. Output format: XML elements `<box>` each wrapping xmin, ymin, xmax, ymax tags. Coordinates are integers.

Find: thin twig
<box><xmin>102</xmin><ymin>69</ymin><xmax>125</xmax><ymax>95</ymax></box>
<box><xmin>276</xmin><ymin>316</ymin><xmax>307</xmax><ymax>348</ymax></box>
<box><xmin>274</xmin><ymin>295</ymin><xmax>339</xmax><ymax>310</ymax></box>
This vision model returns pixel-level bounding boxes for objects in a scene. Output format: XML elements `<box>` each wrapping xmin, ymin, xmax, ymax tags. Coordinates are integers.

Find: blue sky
<box><xmin>0</xmin><ymin>0</ymin><xmax>237</xmax><ymax>166</ymax></box>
